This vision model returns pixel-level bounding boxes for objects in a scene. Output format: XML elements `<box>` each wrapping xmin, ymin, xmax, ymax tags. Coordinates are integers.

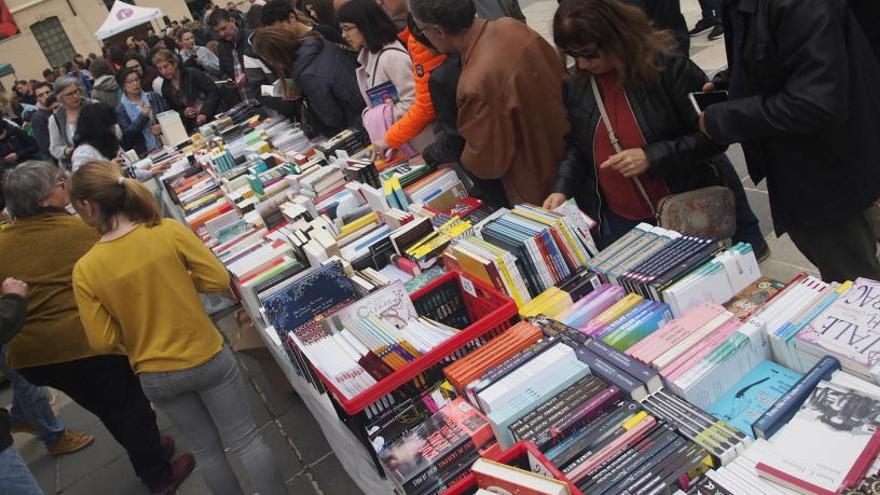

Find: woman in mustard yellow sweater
<box><xmin>68</xmin><ymin>161</ymin><xmax>285</xmax><ymax>495</ymax></box>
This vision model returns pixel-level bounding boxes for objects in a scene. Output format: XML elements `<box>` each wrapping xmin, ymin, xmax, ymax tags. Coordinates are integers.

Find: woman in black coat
<box><xmin>252</xmin><ymin>26</ymin><xmax>365</xmax><ymax>137</ymax></box>
<box><xmin>151</xmin><ymin>49</ymin><xmax>220</xmax><ymax>132</ymax></box>
<box><xmin>545</xmin><ymin>0</ymin><xmax>766</xmax><ymax>255</ymax></box>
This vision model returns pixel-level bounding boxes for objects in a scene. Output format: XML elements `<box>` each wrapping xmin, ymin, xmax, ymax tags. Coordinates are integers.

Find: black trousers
<box><xmin>787</xmin><ymin>207</ymin><xmax>880</xmax><ymax>283</ymax></box>
<box><xmin>18</xmin><ymin>354</ymin><xmax>170</xmax><ymax>488</ymax></box>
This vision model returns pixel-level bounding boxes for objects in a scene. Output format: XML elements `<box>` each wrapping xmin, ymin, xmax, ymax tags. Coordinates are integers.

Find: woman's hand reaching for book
<box><xmin>543</xmin><ymin>192</ymin><xmax>568</xmax><ymax>210</ymax></box>
<box><xmin>600</xmin><ymin>148</ymin><xmax>649</xmax><ymax>178</ymax></box>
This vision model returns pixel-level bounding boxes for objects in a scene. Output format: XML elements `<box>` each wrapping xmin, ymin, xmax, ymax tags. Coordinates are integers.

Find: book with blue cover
<box><xmin>262</xmin><ymin>261</ymin><xmax>358</xmax><ymax>335</ymax></box>
<box><xmin>708</xmin><ymin>360</ymin><xmax>802</xmax><ymax>438</ymax></box>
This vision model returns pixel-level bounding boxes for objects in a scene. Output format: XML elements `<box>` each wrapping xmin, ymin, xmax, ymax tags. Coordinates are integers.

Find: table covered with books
<box><xmin>141</xmin><ymin>106</ymin><xmax>880</xmax><ymax>495</ymax></box>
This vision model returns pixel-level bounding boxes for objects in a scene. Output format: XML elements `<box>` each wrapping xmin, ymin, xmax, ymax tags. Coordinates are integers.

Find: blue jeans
<box><xmin>139</xmin><ymin>346</ymin><xmax>285</xmax><ymax>495</ymax></box>
<box><xmin>0</xmin><ymin>445</ymin><xmax>44</xmax><ymax>494</ymax></box>
<box><xmin>0</xmin><ymin>348</ymin><xmax>64</xmax><ymax>446</ymax></box>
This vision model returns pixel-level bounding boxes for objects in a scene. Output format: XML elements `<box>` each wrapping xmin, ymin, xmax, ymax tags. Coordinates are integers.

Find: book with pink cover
<box><xmin>627</xmin><ymin>303</ymin><xmax>727</xmax><ymax>365</ymax></box>
<box><xmin>660</xmin><ymin>318</ymin><xmax>743</xmax><ymax>381</ymax></box>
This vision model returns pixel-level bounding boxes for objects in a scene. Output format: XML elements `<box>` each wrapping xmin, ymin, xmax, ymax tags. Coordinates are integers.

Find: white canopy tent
<box><xmin>95</xmin><ymin>1</ymin><xmax>163</xmax><ymax>41</ymax></box>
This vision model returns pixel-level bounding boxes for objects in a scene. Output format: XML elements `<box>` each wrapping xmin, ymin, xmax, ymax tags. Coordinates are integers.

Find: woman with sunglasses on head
<box><xmin>544</xmin><ymin>0</ymin><xmax>766</xmax><ymax>255</ymax></box>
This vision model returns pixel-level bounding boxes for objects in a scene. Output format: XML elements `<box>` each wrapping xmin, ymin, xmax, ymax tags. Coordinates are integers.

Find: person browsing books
<box><xmin>542</xmin><ymin>0</ymin><xmax>767</xmax><ymax>255</ymax></box>
<box><xmin>410</xmin><ymin>0</ymin><xmax>569</xmax><ymax>205</ymax></box>
<box><xmin>357</xmin><ymin>0</ymin><xmax>447</xmax><ymax>157</ymax></box>
<box><xmin>698</xmin><ymin>0</ymin><xmax>880</xmax><ymax>282</ymax></box>
<box><xmin>68</xmin><ymin>161</ymin><xmax>286</xmax><ymax>495</ymax></box>
<box><xmin>152</xmin><ymin>49</ymin><xmax>220</xmax><ymax>133</ymax></box>
<box><xmin>252</xmin><ymin>26</ymin><xmax>365</xmax><ymax>137</ymax></box>
<box><xmin>0</xmin><ymin>161</ymin><xmax>190</xmax><ymax>495</ymax></box>
<box><xmin>116</xmin><ymin>67</ymin><xmax>168</xmax><ymax>155</ymax></box>
<box><xmin>337</xmin><ymin>0</ymin><xmax>435</xmax><ymax>154</ymax></box>
<box><xmin>70</xmin><ymin>103</ymin><xmax>125</xmax><ymax>173</ymax></box>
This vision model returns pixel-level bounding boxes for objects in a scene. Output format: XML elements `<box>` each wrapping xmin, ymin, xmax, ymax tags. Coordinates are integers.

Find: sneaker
<box><xmin>48</xmin><ymin>430</ymin><xmax>95</xmax><ymax>456</ymax></box>
<box><xmin>10</xmin><ymin>419</ymin><xmax>38</xmax><ymax>435</ymax></box>
<box><xmin>689</xmin><ymin>18</ymin><xmax>715</xmax><ymax>36</ymax></box>
<box><xmin>708</xmin><ymin>25</ymin><xmax>724</xmax><ymax>41</ymax></box>
<box><xmin>160</xmin><ymin>436</ymin><xmax>175</xmax><ymax>461</ymax></box>
<box><xmin>149</xmin><ymin>454</ymin><xmax>196</xmax><ymax>495</ymax></box>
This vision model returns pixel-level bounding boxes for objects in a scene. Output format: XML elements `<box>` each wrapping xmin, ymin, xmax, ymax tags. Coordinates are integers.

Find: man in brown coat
<box><xmin>410</xmin><ymin>0</ymin><xmax>569</xmax><ymax>205</ymax></box>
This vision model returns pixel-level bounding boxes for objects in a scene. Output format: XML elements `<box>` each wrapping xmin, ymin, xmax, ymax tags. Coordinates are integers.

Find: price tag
<box><xmin>460</xmin><ymin>275</ymin><xmax>477</xmax><ymax>298</ymax></box>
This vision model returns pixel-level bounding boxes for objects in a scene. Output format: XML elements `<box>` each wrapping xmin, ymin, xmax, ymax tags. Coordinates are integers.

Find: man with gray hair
<box><xmin>410</xmin><ymin>0</ymin><xmax>569</xmax><ymax>206</ymax></box>
<box><xmin>0</xmin><ymin>161</ymin><xmax>194</xmax><ymax>494</ymax></box>
<box><xmin>47</xmin><ymin>77</ymin><xmax>97</xmax><ymax>169</ymax></box>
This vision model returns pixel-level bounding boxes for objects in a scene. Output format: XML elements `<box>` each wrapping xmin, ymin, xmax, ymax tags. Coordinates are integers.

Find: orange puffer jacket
<box><xmin>384</xmin><ymin>27</ymin><xmax>447</xmax><ymax>149</ymax></box>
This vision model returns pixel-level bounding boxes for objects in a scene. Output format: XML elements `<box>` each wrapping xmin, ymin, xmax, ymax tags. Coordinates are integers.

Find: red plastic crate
<box><xmin>442</xmin><ymin>441</ymin><xmax>584</xmax><ymax>495</ymax></box>
<box><xmin>314</xmin><ymin>270</ymin><xmax>518</xmax><ymax>416</ymax></box>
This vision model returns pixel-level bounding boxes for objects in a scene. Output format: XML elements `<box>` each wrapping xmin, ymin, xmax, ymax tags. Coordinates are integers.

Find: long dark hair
<box><xmin>74</xmin><ymin>103</ymin><xmax>120</xmax><ymax>160</ymax></box>
<box><xmin>304</xmin><ymin>0</ymin><xmax>336</xmax><ymax>26</ymax></box>
<box><xmin>335</xmin><ymin>0</ymin><xmax>399</xmax><ymax>53</ymax></box>
<box><xmin>553</xmin><ymin>0</ymin><xmax>677</xmax><ymax>87</ymax></box>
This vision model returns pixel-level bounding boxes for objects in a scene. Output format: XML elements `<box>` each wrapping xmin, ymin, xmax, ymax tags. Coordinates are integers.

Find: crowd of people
<box><xmin>1</xmin><ymin>0</ymin><xmax>880</xmax><ymax>492</ymax></box>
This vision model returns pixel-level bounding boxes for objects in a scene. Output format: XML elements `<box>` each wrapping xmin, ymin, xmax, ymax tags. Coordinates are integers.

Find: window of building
<box><xmin>30</xmin><ymin>17</ymin><xmax>76</xmax><ymax>69</ymax></box>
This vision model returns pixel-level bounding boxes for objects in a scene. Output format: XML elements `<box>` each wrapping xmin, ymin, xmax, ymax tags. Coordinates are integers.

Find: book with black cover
<box><xmin>378</xmin><ymin>398</ymin><xmax>497</xmax><ymax>494</ymax></box>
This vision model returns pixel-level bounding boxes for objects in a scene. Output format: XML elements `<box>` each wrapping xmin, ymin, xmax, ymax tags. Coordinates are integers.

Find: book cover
<box><xmin>378</xmin><ymin>398</ymin><xmax>496</xmax><ymax>494</ymax></box>
<box><xmin>795</xmin><ymin>278</ymin><xmax>880</xmax><ymax>375</ymax></box>
<box><xmin>261</xmin><ymin>261</ymin><xmax>358</xmax><ymax>335</ymax></box>
<box><xmin>707</xmin><ymin>360</ymin><xmax>802</xmax><ymax>438</ymax></box>
<box><xmin>756</xmin><ymin>381</ymin><xmax>880</xmax><ymax>494</ymax></box>
<box><xmin>752</xmin><ymin>356</ymin><xmax>841</xmax><ymax>440</ymax></box>
<box><xmin>725</xmin><ymin>277</ymin><xmax>787</xmax><ymax>321</ymax></box>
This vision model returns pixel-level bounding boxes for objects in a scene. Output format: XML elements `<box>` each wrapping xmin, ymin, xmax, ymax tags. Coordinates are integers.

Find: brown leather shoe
<box><xmin>47</xmin><ymin>430</ymin><xmax>95</xmax><ymax>456</ymax></box>
<box><xmin>10</xmin><ymin>419</ymin><xmax>38</xmax><ymax>435</ymax></box>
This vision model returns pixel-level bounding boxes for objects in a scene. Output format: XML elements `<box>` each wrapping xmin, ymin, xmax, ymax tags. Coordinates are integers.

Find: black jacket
<box><xmin>290</xmin><ymin>38</ymin><xmax>365</xmax><ymax>137</ymax></box>
<box><xmin>848</xmin><ymin>0</ymin><xmax>880</xmax><ymax>62</ymax></box>
<box><xmin>704</xmin><ymin>0</ymin><xmax>880</xmax><ymax>234</ymax></box>
<box><xmin>0</xmin><ymin>123</ymin><xmax>38</xmax><ymax>163</ymax></box>
<box><xmin>553</xmin><ymin>54</ymin><xmax>725</xmax><ymax>221</ymax></box>
<box><xmin>423</xmin><ymin>55</ymin><xmax>508</xmax><ymax>208</ymax></box>
<box><xmin>0</xmin><ymin>293</ymin><xmax>27</xmax><ymax>453</ymax></box>
<box><xmin>623</xmin><ymin>0</ymin><xmax>690</xmax><ymax>56</ymax></box>
<box><xmin>217</xmin><ymin>28</ymin><xmax>266</xmax><ymax>102</ymax></box>
<box><xmin>31</xmin><ymin>108</ymin><xmax>52</xmax><ymax>157</ymax></box>
<box><xmin>424</xmin><ymin>55</ymin><xmax>465</xmax><ymax>167</ymax></box>
<box><xmin>158</xmin><ymin>67</ymin><xmax>221</xmax><ymax>132</ymax></box>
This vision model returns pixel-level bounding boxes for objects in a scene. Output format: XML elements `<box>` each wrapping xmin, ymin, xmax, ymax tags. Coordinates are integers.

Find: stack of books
<box><xmin>587</xmin><ymin>224</ymin><xmax>760</xmax><ymax>314</ymax></box>
<box><xmin>378</xmin><ymin>398</ymin><xmax>499</xmax><ymax>494</ymax></box>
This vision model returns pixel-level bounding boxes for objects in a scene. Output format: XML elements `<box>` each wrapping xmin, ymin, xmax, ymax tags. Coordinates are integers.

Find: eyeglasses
<box><xmin>340</xmin><ymin>24</ymin><xmax>358</xmax><ymax>33</ymax></box>
<box><xmin>563</xmin><ymin>47</ymin><xmax>602</xmax><ymax>60</ymax></box>
<box><xmin>58</xmin><ymin>90</ymin><xmax>80</xmax><ymax>99</ymax></box>
<box><xmin>54</xmin><ymin>176</ymin><xmax>69</xmax><ymax>188</ymax></box>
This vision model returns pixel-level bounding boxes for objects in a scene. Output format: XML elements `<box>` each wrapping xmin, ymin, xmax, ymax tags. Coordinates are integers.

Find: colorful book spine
<box><xmin>751</xmin><ymin>355</ymin><xmax>841</xmax><ymax>440</ymax></box>
<box><xmin>585</xmin><ymin>339</ymin><xmax>663</xmax><ymax>393</ymax></box>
